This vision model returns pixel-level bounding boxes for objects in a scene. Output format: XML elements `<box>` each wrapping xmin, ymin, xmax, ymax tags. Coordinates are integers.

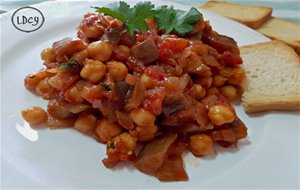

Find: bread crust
<box><xmin>257</xmin><ymin>17</ymin><xmax>300</xmax><ymax>54</ymax></box>
<box><xmin>244</xmin><ymin>102</ymin><xmax>300</xmax><ymax>113</ymax></box>
<box><xmin>242</xmin><ymin>11</ymin><xmax>272</xmax><ymax>29</ymax></box>
<box><xmin>200</xmin><ymin>1</ymin><xmax>273</xmax><ymax>29</ymax></box>
<box><xmin>240</xmin><ymin>41</ymin><xmax>300</xmax><ymax>113</ymax></box>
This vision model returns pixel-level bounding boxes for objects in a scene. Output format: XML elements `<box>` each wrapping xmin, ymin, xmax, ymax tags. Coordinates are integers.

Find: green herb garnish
<box><xmin>94</xmin><ymin>1</ymin><xmax>155</xmax><ymax>35</ymax></box>
<box><xmin>154</xmin><ymin>5</ymin><xmax>177</xmax><ymax>34</ymax></box>
<box><xmin>108</xmin><ymin>142</ymin><xmax>115</xmax><ymax>149</ymax></box>
<box><xmin>93</xmin><ymin>1</ymin><xmax>202</xmax><ymax>36</ymax></box>
<box><xmin>155</xmin><ymin>6</ymin><xmax>202</xmax><ymax>35</ymax></box>
<box><xmin>100</xmin><ymin>83</ymin><xmax>111</xmax><ymax>91</ymax></box>
<box><xmin>59</xmin><ymin>60</ymin><xmax>79</xmax><ymax>70</ymax></box>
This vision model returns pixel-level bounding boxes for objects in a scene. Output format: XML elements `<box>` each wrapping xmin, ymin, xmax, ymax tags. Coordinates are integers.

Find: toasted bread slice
<box><xmin>240</xmin><ymin>40</ymin><xmax>300</xmax><ymax>113</ymax></box>
<box><xmin>200</xmin><ymin>1</ymin><xmax>272</xmax><ymax>29</ymax></box>
<box><xmin>257</xmin><ymin>17</ymin><xmax>300</xmax><ymax>54</ymax></box>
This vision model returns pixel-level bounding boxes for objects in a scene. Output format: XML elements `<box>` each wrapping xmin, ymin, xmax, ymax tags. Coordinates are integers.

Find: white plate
<box><xmin>1</xmin><ymin>1</ymin><xmax>299</xmax><ymax>189</ymax></box>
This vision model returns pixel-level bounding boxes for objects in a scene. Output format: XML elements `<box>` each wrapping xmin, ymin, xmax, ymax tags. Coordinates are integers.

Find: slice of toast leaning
<box><xmin>200</xmin><ymin>1</ymin><xmax>272</xmax><ymax>29</ymax></box>
<box><xmin>240</xmin><ymin>40</ymin><xmax>300</xmax><ymax>113</ymax></box>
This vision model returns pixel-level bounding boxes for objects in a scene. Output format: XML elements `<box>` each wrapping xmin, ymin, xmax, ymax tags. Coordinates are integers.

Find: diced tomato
<box><xmin>144</xmin><ymin>66</ymin><xmax>166</xmax><ymax>81</ymax></box>
<box><xmin>159</xmin><ymin>42</ymin><xmax>171</xmax><ymax>62</ymax></box>
<box><xmin>159</xmin><ymin>38</ymin><xmax>189</xmax><ymax>62</ymax></box>
<box><xmin>143</xmin><ymin>88</ymin><xmax>165</xmax><ymax>115</ymax></box>
<box><xmin>111</xmin><ymin>45</ymin><xmax>129</xmax><ymax>62</ymax></box>
<box><xmin>77</xmin><ymin>14</ymin><xmax>106</xmax><ymax>40</ymax></box>
<box><xmin>221</xmin><ymin>51</ymin><xmax>243</xmax><ymax>67</ymax></box>
<box><xmin>135</xmin><ymin>29</ymin><xmax>159</xmax><ymax>44</ymax></box>
<box><xmin>103</xmin><ymin>90</ymin><xmax>114</xmax><ymax>101</ymax></box>
<box><xmin>164</xmin><ymin>38</ymin><xmax>189</xmax><ymax>52</ymax></box>
<box><xmin>81</xmin><ymin>84</ymin><xmax>103</xmax><ymax>103</ymax></box>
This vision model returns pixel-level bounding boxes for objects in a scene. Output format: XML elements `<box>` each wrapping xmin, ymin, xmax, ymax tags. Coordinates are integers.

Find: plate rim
<box><xmin>4</xmin><ymin>1</ymin><xmax>299</xmax><ymax>189</ymax></box>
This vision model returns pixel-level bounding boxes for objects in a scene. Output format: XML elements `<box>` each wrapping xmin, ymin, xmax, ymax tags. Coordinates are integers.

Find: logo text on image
<box><xmin>11</xmin><ymin>6</ymin><xmax>45</xmax><ymax>33</ymax></box>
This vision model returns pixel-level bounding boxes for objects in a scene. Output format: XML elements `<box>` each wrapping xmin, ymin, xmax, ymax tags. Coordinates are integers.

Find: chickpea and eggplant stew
<box><xmin>22</xmin><ymin>2</ymin><xmax>247</xmax><ymax>182</ymax></box>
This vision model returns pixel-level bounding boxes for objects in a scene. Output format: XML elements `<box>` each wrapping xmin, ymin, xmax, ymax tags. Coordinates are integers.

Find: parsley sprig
<box><xmin>93</xmin><ymin>1</ymin><xmax>202</xmax><ymax>36</ymax></box>
<box><xmin>155</xmin><ymin>6</ymin><xmax>202</xmax><ymax>36</ymax></box>
<box><xmin>94</xmin><ymin>1</ymin><xmax>154</xmax><ymax>35</ymax></box>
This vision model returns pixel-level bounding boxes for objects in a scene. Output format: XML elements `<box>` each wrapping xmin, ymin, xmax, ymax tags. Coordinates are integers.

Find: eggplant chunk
<box><xmin>156</xmin><ymin>154</ymin><xmax>188</xmax><ymax>182</ymax></box>
<box><xmin>134</xmin><ymin>133</ymin><xmax>177</xmax><ymax>175</ymax></box>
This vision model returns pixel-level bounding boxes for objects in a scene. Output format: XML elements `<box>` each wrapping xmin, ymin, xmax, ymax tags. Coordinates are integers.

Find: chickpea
<box><xmin>87</xmin><ymin>41</ymin><xmax>112</xmax><ymax>62</ymax></box>
<box><xmin>130</xmin><ymin>108</ymin><xmax>156</xmax><ymax>127</ymax></box>
<box><xmin>22</xmin><ymin>106</ymin><xmax>48</xmax><ymax>125</ymax></box>
<box><xmin>227</xmin><ymin>68</ymin><xmax>245</xmax><ymax>85</ymax></box>
<box><xmin>68</xmin><ymin>85</ymin><xmax>85</xmax><ymax>103</ymax></box>
<box><xmin>74</xmin><ymin>114</ymin><xmax>97</xmax><ymax>133</ymax></box>
<box><xmin>24</xmin><ymin>70</ymin><xmax>53</xmax><ymax>91</ymax></box>
<box><xmin>220</xmin><ymin>85</ymin><xmax>237</xmax><ymax>101</ymax></box>
<box><xmin>80</xmin><ymin>59</ymin><xmax>106</xmax><ymax>83</ymax></box>
<box><xmin>219</xmin><ymin>67</ymin><xmax>233</xmax><ymax>77</ymax></box>
<box><xmin>207</xmin><ymin>87</ymin><xmax>220</xmax><ymax>96</ymax></box>
<box><xmin>40</xmin><ymin>48</ymin><xmax>56</xmax><ymax>62</ymax></box>
<box><xmin>95</xmin><ymin>119</ymin><xmax>122</xmax><ymax>142</ymax></box>
<box><xmin>208</xmin><ymin>105</ymin><xmax>235</xmax><ymax>126</ymax></box>
<box><xmin>197</xmin><ymin>76</ymin><xmax>212</xmax><ymax>89</ymax></box>
<box><xmin>36</xmin><ymin>79</ymin><xmax>50</xmax><ymax>95</ymax></box>
<box><xmin>140</xmin><ymin>74</ymin><xmax>156</xmax><ymax>89</ymax></box>
<box><xmin>189</xmin><ymin>134</ymin><xmax>213</xmax><ymax>156</ymax></box>
<box><xmin>35</xmin><ymin>78</ymin><xmax>57</xmax><ymax>99</ymax></box>
<box><xmin>189</xmin><ymin>84</ymin><xmax>206</xmax><ymax>100</ymax></box>
<box><xmin>106</xmin><ymin>132</ymin><xmax>137</xmax><ymax>163</ymax></box>
<box><xmin>212</xmin><ymin>75</ymin><xmax>227</xmax><ymax>87</ymax></box>
<box><xmin>111</xmin><ymin>132</ymin><xmax>137</xmax><ymax>152</ymax></box>
<box><xmin>136</xmin><ymin>124</ymin><xmax>158</xmax><ymax>141</ymax></box>
<box><xmin>107</xmin><ymin>61</ymin><xmax>128</xmax><ymax>81</ymax></box>
<box><xmin>190</xmin><ymin>44</ymin><xmax>208</xmax><ymax>56</ymax></box>
<box><xmin>81</xmin><ymin>83</ymin><xmax>104</xmax><ymax>104</ymax></box>
<box><xmin>118</xmin><ymin>45</ymin><xmax>130</xmax><ymax>56</ymax></box>
<box><xmin>125</xmin><ymin>74</ymin><xmax>138</xmax><ymax>86</ymax></box>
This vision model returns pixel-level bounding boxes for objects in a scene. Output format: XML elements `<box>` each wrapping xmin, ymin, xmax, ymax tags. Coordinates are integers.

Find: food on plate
<box><xmin>240</xmin><ymin>40</ymin><xmax>300</xmax><ymax>113</ymax></box>
<box><xmin>257</xmin><ymin>18</ymin><xmax>300</xmax><ymax>55</ymax></box>
<box><xmin>22</xmin><ymin>1</ymin><xmax>248</xmax><ymax>181</ymax></box>
<box><xmin>200</xmin><ymin>1</ymin><xmax>272</xmax><ymax>29</ymax></box>
<box><xmin>21</xmin><ymin>106</ymin><xmax>48</xmax><ymax>125</ymax></box>
<box><xmin>200</xmin><ymin>1</ymin><xmax>300</xmax><ymax>55</ymax></box>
